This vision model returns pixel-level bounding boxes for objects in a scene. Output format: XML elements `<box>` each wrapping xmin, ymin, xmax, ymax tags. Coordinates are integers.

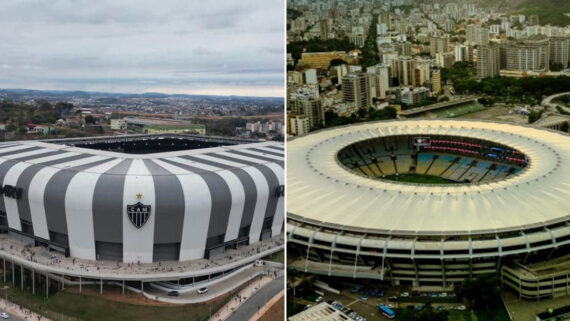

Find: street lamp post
<box><xmin>2</xmin><ymin>286</ymin><xmax>8</xmax><ymax>308</ymax></box>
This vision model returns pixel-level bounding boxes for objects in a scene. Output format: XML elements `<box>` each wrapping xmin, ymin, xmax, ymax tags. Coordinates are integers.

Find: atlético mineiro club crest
<box><xmin>127</xmin><ymin>201</ymin><xmax>151</xmax><ymax>229</ymax></box>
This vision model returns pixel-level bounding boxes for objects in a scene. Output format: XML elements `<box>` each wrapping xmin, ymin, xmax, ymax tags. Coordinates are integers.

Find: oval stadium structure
<box><xmin>0</xmin><ymin>134</ymin><xmax>284</xmax><ymax>302</ymax></box>
<box><xmin>287</xmin><ymin>119</ymin><xmax>570</xmax><ymax>299</ymax></box>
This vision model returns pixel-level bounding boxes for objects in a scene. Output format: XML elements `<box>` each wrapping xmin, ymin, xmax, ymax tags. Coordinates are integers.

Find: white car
<box><xmin>197</xmin><ymin>287</ymin><xmax>208</xmax><ymax>294</ymax></box>
<box><xmin>457</xmin><ymin>305</ymin><xmax>466</xmax><ymax>311</ymax></box>
<box><xmin>400</xmin><ymin>292</ymin><xmax>409</xmax><ymax>297</ymax></box>
<box><xmin>315</xmin><ymin>296</ymin><xmax>323</xmax><ymax>303</ymax></box>
<box><xmin>0</xmin><ymin>312</ymin><xmax>8</xmax><ymax>319</ymax></box>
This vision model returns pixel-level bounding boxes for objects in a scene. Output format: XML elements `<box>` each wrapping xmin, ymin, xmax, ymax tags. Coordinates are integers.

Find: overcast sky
<box><xmin>0</xmin><ymin>0</ymin><xmax>284</xmax><ymax>97</ymax></box>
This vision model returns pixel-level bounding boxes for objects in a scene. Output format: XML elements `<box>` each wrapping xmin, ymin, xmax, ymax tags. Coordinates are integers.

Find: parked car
<box><xmin>197</xmin><ymin>287</ymin><xmax>208</xmax><ymax>294</ymax></box>
<box><xmin>400</xmin><ymin>292</ymin><xmax>410</xmax><ymax>297</ymax></box>
<box><xmin>315</xmin><ymin>296</ymin><xmax>323</xmax><ymax>303</ymax></box>
<box><xmin>0</xmin><ymin>312</ymin><xmax>8</xmax><ymax>319</ymax></box>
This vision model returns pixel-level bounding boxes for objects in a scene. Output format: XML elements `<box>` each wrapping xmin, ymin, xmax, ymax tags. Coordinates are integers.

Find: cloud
<box><xmin>0</xmin><ymin>0</ymin><xmax>284</xmax><ymax>97</ymax></box>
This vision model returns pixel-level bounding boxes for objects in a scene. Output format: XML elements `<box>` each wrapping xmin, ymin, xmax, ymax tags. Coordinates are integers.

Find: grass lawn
<box><xmin>0</xmin><ymin>279</ymin><xmax>234</xmax><ymax>321</ymax></box>
<box><xmin>44</xmin><ymin>291</ymin><xmax>230</xmax><ymax>321</ymax></box>
<box><xmin>449</xmin><ymin>311</ymin><xmax>471</xmax><ymax>321</ymax></box>
<box><xmin>383</xmin><ymin>173</ymin><xmax>457</xmax><ymax>185</ymax></box>
<box><xmin>287</xmin><ymin>301</ymin><xmax>305</xmax><ymax>317</ymax></box>
<box><xmin>433</xmin><ymin>102</ymin><xmax>486</xmax><ymax>118</ymax></box>
<box><xmin>473</xmin><ymin>306</ymin><xmax>511</xmax><ymax>321</ymax></box>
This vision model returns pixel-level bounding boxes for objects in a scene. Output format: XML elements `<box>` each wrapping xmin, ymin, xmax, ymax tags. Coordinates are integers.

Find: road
<box><xmin>0</xmin><ymin>309</ymin><xmax>26</xmax><ymax>321</ymax></box>
<box><xmin>226</xmin><ymin>276</ymin><xmax>283</xmax><ymax>321</ymax></box>
<box><xmin>542</xmin><ymin>92</ymin><xmax>570</xmax><ymax>113</ymax></box>
<box><xmin>398</xmin><ymin>96</ymin><xmax>480</xmax><ymax>116</ymax></box>
<box><xmin>145</xmin><ymin>265</ymin><xmax>275</xmax><ymax>304</ymax></box>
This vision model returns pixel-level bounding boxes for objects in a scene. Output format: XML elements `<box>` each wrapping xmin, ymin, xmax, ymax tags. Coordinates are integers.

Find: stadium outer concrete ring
<box><xmin>287</xmin><ymin>119</ymin><xmax>570</xmax><ymax>296</ymax></box>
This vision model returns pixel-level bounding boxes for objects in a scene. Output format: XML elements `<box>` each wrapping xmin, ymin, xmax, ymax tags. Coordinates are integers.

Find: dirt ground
<box><xmin>254</xmin><ymin>293</ymin><xmax>284</xmax><ymax>321</ymax></box>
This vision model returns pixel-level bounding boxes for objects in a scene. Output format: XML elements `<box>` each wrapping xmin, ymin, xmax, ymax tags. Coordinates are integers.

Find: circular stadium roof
<box><xmin>287</xmin><ymin>119</ymin><xmax>570</xmax><ymax>235</ymax></box>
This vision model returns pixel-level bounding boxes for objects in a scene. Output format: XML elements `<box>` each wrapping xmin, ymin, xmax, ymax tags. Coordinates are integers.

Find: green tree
<box><xmin>84</xmin><ymin>115</ymin><xmax>96</xmax><ymax>124</ymax></box>
<box><xmin>528</xmin><ymin>110</ymin><xmax>544</xmax><ymax>123</ymax></box>
<box><xmin>458</xmin><ymin>275</ymin><xmax>501</xmax><ymax>310</ymax></box>
<box><xmin>550</xmin><ymin>62</ymin><xmax>565</xmax><ymax>72</ymax></box>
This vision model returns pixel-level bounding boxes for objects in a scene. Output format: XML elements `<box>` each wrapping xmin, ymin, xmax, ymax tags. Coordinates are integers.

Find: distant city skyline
<box><xmin>0</xmin><ymin>0</ymin><xmax>284</xmax><ymax>97</ymax></box>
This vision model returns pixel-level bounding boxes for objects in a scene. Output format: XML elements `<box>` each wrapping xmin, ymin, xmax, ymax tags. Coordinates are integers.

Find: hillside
<box><xmin>517</xmin><ymin>0</ymin><xmax>570</xmax><ymax>27</ymax></box>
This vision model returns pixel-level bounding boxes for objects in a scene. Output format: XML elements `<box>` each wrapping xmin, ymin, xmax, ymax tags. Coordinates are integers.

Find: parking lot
<box><xmin>295</xmin><ymin>283</ymin><xmax>470</xmax><ymax>321</ymax></box>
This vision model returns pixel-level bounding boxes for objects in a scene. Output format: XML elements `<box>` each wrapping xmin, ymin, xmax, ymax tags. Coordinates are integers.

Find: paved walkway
<box><xmin>207</xmin><ymin>274</ymin><xmax>276</xmax><ymax>321</ymax></box>
<box><xmin>2</xmin><ymin>299</ymin><xmax>47</xmax><ymax>321</ymax></box>
<box><xmin>0</xmin><ymin>234</ymin><xmax>283</xmax><ymax>281</ymax></box>
<box><xmin>224</xmin><ymin>275</ymin><xmax>283</xmax><ymax>321</ymax></box>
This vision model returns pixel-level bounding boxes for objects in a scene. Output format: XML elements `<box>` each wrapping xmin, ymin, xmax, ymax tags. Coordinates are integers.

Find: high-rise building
<box><xmin>550</xmin><ymin>36</ymin><xmax>570</xmax><ymax>69</ymax></box>
<box><xmin>500</xmin><ymin>37</ymin><xmax>550</xmax><ymax>72</ymax></box>
<box><xmin>366</xmin><ymin>73</ymin><xmax>387</xmax><ymax>99</ymax></box>
<box><xmin>349</xmin><ymin>26</ymin><xmax>366</xmax><ymax>48</ymax></box>
<box><xmin>377</xmin><ymin>23</ymin><xmax>387</xmax><ymax>36</ymax></box>
<box><xmin>379</xmin><ymin>12</ymin><xmax>391</xmax><ymax>30</ymax></box>
<box><xmin>444</xmin><ymin>20</ymin><xmax>456</xmax><ymax>33</ymax></box>
<box><xmin>430</xmin><ymin>36</ymin><xmax>449</xmax><ymax>57</ymax></box>
<box><xmin>292</xmin><ymin>96</ymin><xmax>325</xmax><ymax>129</ymax></box>
<box><xmin>367</xmin><ymin>64</ymin><xmax>390</xmax><ymax>94</ymax></box>
<box><xmin>477</xmin><ymin>44</ymin><xmax>500</xmax><ymax>78</ymax></box>
<box><xmin>342</xmin><ymin>72</ymin><xmax>371</xmax><ymax>110</ymax></box>
<box><xmin>390</xmin><ymin>57</ymin><xmax>416</xmax><ymax>87</ymax></box>
<box><xmin>436</xmin><ymin>52</ymin><xmax>455</xmax><ymax>68</ymax></box>
<box><xmin>319</xmin><ymin>19</ymin><xmax>329</xmax><ymax>40</ymax></box>
<box><xmin>431</xmin><ymin>69</ymin><xmax>442</xmax><ymax>94</ymax></box>
<box><xmin>396</xmin><ymin>41</ymin><xmax>413</xmax><ymax>56</ymax></box>
<box><xmin>288</xmin><ymin>115</ymin><xmax>310</xmax><ymax>136</ymax></box>
<box><xmin>455</xmin><ymin>44</ymin><xmax>467</xmax><ymax>62</ymax></box>
<box><xmin>334</xmin><ymin>64</ymin><xmax>348</xmax><ymax>80</ymax></box>
<box><xmin>529</xmin><ymin>14</ymin><xmax>539</xmax><ymax>26</ymax></box>
<box><xmin>287</xmin><ymin>71</ymin><xmax>304</xmax><ymax>84</ymax></box>
<box><xmin>412</xmin><ymin>66</ymin><xmax>426</xmax><ymax>87</ymax></box>
<box><xmin>304</xmin><ymin>69</ymin><xmax>318</xmax><ymax>84</ymax></box>
<box><xmin>401</xmin><ymin>87</ymin><xmax>430</xmax><ymax>105</ymax></box>
<box><xmin>466</xmin><ymin>24</ymin><xmax>489</xmax><ymax>45</ymax></box>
